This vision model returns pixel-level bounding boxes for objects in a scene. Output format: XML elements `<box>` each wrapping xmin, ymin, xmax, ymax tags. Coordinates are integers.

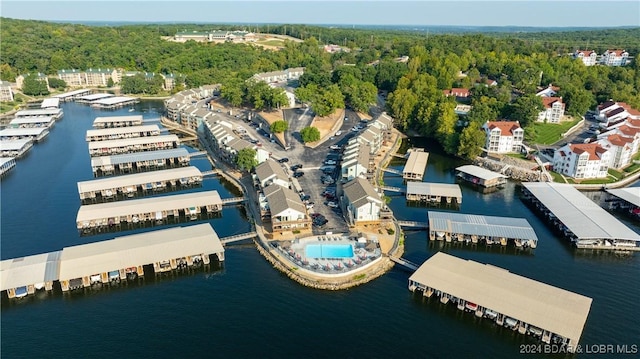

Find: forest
<box><xmin>2</xmin><ymin>17</ymin><xmax>639</xmax><ymax>158</ymax></box>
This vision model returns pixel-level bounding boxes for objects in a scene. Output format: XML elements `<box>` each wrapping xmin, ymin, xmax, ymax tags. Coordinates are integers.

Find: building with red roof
<box><xmin>573</xmin><ymin>50</ymin><xmax>597</xmax><ymax>66</ymax></box>
<box><xmin>538</xmin><ymin>97</ymin><xmax>565</xmax><ymax>124</ymax></box>
<box><xmin>482</xmin><ymin>121</ymin><xmax>524</xmax><ymax>153</ymax></box>
<box><xmin>600</xmin><ymin>49</ymin><xmax>630</xmax><ymax>67</ymax></box>
<box><xmin>553</xmin><ymin>143</ymin><xmax>610</xmax><ymax>179</ymax></box>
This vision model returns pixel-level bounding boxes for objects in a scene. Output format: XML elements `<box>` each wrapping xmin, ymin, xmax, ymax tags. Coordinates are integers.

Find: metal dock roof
<box><xmin>58</xmin><ymin>224</ymin><xmax>223</xmax><ymax>281</ymax></box>
<box><xmin>15</xmin><ymin>108</ymin><xmax>62</xmax><ymax>117</ymax></box>
<box><xmin>523</xmin><ymin>182</ymin><xmax>639</xmax><ymax>241</ymax></box>
<box><xmin>428</xmin><ymin>211</ymin><xmax>538</xmax><ymax>241</ymax></box>
<box><xmin>85</xmin><ymin>125</ymin><xmax>160</xmax><ymax>139</ymax></box>
<box><xmin>90</xmin><ymin>148</ymin><xmax>190</xmax><ymax>167</ymax></box>
<box><xmin>403</xmin><ymin>150</ymin><xmax>429</xmax><ymax>175</ymax></box>
<box><xmin>92</xmin><ymin>96</ymin><xmax>137</xmax><ymax>105</ymax></box>
<box><xmin>0</xmin><ymin>157</ymin><xmax>16</xmax><ymax>167</ymax></box>
<box><xmin>456</xmin><ymin>165</ymin><xmax>507</xmax><ymax>181</ymax></box>
<box><xmin>406</xmin><ymin>182</ymin><xmax>462</xmax><ymax>198</ymax></box>
<box><xmin>87</xmin><ymin>134</ymin><xmax>178</xmax><ymax>150</ymax></box>
<box><xmin>40</xmin><ymin>98</ymin><xmax>60</xmax><ymax>108</ymax></box>
<box><xmin>409</xmin><ymin>252</ymin><xmax>592</xmax><ymax>346</ymax></box>
<box><xmin>78</xmin><ymin>93</ymin><xmax>114</xmax><ymax>101</ymax></box>
<box><xmin>0</xmin><ymin>139</ymin><xmax>33</xmax><ymax>150</ymax></box>
<box><xmin>606</xmin><ymin>187</ymin><xmax>640</xmax><ymax>207</ymax></box>
<box><xmin>77</xmin><ymin>166</ymin><xmax>202</xmax><ymax>194</ymax></box>
<box><xmin>93</xmin><ymin>115</ymin><xmax>143</xmax><ymax>125</ymax></box>
<box><xmin>76</xmin><ymin>190</ymin><xmax>222</xmax><ymax>223</ymax></box>
<box><xmin>9</xmin><ymin>116</ymin><xmax>54</xmax><ymax>125</ymax></box>
<box><xmin>0</xmin><ymin>127</ymin><xmax>49</xmax><ymax>137</ymax></box>
<box><xmin>51</xmin><ymin>89</ymin><xmax>92</xmax><ymax>98</ymax></box>
<box><xmin>0</xmin><ymin>251</ymin><xmax>62</xmax><ymax>291</ymax></box>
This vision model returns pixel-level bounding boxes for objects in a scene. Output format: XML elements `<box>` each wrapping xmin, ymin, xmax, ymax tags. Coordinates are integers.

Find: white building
<box><xmin>251</xmin><ymin>67</ymin><xmax>305</xmax><ymax>83</ymax></box>
<box><xmin>0</xmin><ymin>81</ymin><xmax>14</xmax><ymax>102</ymax></box>
<box><xmin>600</xmin><ymin>49</ymin><xmax>629</xmax><ymax>66</ymax></box>
<box><xmin>342</xmin><ymin>177</ymin><xmax>383</xmax><ymax>225</ymax></box>
<box><xmin>538</xmin><ymin>97</ymin><xmax>565</xmax><ymax>123</ymax></box>
<box><xmin>483</xmin><ymin>121</ymin><xmax>524</xmax><ymax>153</ymax></box>
<box><xmin>254</xmin><ymin>159</ymin><xmax>289</xmax><ymax>189</ymax></box>
<box><xmin>341</xmin><ymin>142</ymin><xmax>371</xmax><ymax>182</ymax></box>
<box><xmin>596</xmin><ymin>119</ymin><xmax>640</xmax><ymax>169</ymax></box>
<box><xmin>536</xmin><ymin>84</ymin><xmax>560</xmax><ymax>98</ymax></box>
<box><xmin>553</xmin><ymin>143</ymin><xmax>610</xmax><ymax>179</ymax></box>
<box><xmin>573</xmin><ymin>50</ymin><xmax>598</xmax><ymax>66</ymax></box>
<box><xmin>262</xmin><ymin>183</ymin><xmax>310</xmax><ymax>233</ymax></box>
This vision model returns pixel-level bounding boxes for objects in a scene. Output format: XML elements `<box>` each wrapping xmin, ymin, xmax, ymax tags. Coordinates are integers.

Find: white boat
<box><xmin>484</xmin><ymin>309</ymin><xmax>498</xmax><ymax>319</ymax></box>
<box><xmin>529</xmin><ymin>326</ymin><xmax>543</xmax><ymax>336</ymax></box>
<box><xmin>505</xmin><ymin>317</ymin><xmax>518</xmax><ymax>328</ymax></box>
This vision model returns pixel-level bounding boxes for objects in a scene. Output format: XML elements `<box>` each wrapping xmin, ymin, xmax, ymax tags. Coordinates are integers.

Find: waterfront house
<box><xmin>596</xmin><ymin>121</ymin><xmax>640</xmax><ymax>169</ymax></box>
<box><xmin>262</xmin><ymin>184</ymin><xmax>311</xmax><ymax>235</ymax></box>
<box><xmin>251</xmin><ymin>67</ymin><xmax>305</xmax><ymax>83</ymax></box>
<box><xmin>573</xmin><ymin>50</ymin><xmax>597</xmax><ymax>66</ymax></box>
<box><xmin>538</xmin><ymin>97</ymin><xmax>565</xmax><ymax>124</ymax></box>
<box><xmin>553</xmin><ymin>143</ymin><xmax>610</xmax><ymax>179</ymax></box>
<box><xmin>600</xmin><ymin>49</ymin><xmax>629</xmax><ymax>66</ymax></box>
<box><xmin>342</xmin><ymin>177</ymin><xmax>384</xmax><ymax>225</ymax></box>
<box><xmin>0</xmin><ymin>81</ymin><xmax>14</xmax><ymax>102</ymax></box>
<box><xmin>254</xmin><ymin>159</ymin><xmax>289</xmax><ymax>189</ymax></box>
<box><xmin>341</xmin><ymin>142</ymin><xmax>371</xmax><ymax>182</ymax></box>
<box><xmin>483</xmin><ymin>121</ymin><xmax>524</xmax><ymax>153</ymax></box>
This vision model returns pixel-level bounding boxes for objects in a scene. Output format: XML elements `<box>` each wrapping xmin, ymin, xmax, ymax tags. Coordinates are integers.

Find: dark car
<box><xmin>278</xmin><ymin>157</ymin><xmax>289</xmax><ymax>163</ymax></box>
<box><xmin>300</xmin><ymin>194</ymin><xmax>311</xmax><ymax>201</ymax></box>
<box><xmin>293</xmin><ymin>172</ymin><xmax>304</xmax><ymax>178</ymax></box>
<box><xmin>291</xmin><ymin>164</ymin><xmax>303</xmax><ymax>171</ymax></box>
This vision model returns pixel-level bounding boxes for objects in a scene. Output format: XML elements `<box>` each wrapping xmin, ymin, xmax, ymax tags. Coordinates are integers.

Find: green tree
<box><xmin>270</xmin><ymin>87</ymin><xmax>289</xmax><ymax>109</ymax></box>
<box><xmin>559</xmin><ymin>85</ymin><xmax>594</xmax><ymax>117</ymax></box>
<box><xmin>386</xmin><ymin>88</ymin><xmax>417</xmax><ymax>130</ymax></box>
<box><xmin>300</xmin><ymin>126</ymin><xmax>320</xmax><ymax>143</ymax></box>
<box><xmin>457</xmin><ymin>122</ymin><xmax>486</xmax><ymax>159</ymax></box>
<box><xmin>107</xmin><ymin>78</ymin><xmax>114</xmax><ymax>87</ymax></box>
<box><xmin>221</xmin><ymin>79</ymin><xmax>245</xmax><ymax>107</ymax></box>
<box><xmin>121</xmin><ymin>73</ymin><xmax>150</xmax><ymax>94</ymax></box>
<box><xmin>270</xmin><ymin>120</ymin><xmax>288</xmax><ymax>133</ymax></box>
<box><xmin>235</xmin><ymin>148</ymin><xmax>258</xmax><ymax>171</ymax></box>
<box><xmin>434</xmin><ymin>101</ymin><xmax>458</xmax><ymax>153</ymax></box>
<box><xmin>48</xmin><ymin>77</ymin><xmax>67</xmax><ymax>89</ymax></box>
<box><xmin>22</xmin><ymin>75</ymin><xmax>49</xmax><ymax>96</ymax></box>
<box><xmin>509</xmin><ymin>94</ymin><xmax>543</xmax><ymax>128</ymax></box>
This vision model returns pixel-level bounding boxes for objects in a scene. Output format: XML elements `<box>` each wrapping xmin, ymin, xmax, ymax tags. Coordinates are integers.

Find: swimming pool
<box><xmin>305</xmin><ymin>244</ymin><xmax>354</xmax><ymax>258</ymax></box>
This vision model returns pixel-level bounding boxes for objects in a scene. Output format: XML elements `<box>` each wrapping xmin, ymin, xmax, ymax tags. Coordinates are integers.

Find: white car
<box><xmin>327</xmin><ymin>201</ymin><xmax>338</xmax><ymax>208</ymax></box>
<box><xmin>335</xmin><ymin>130</ymin><xmax>342</xmax><ymax>136</ymax></box>
<box><xmin>324</xmin><ymin>160</ymin><xmax>337</xmax><ymax>165</ymax></box>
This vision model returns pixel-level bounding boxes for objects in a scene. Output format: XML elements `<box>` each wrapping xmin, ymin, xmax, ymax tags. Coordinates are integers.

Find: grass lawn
<box><xmin>608</xmin><ymin>168</ymin><xmax>624</xmax><ymax>180</ymax></box>
<box><xmin>256</xmin><ymin>39</ymin><xmax>285</xmax><ymax>46</ymax></box>
<box><xmin>530</xmin><ymin>119</ymin><xmax>581</xmax><ymax>145</ymax></box>
<box><xmin>549</xmin><ymin>171</ymin><xmax>566</xmax><ymax>183</ymax></box>
<box><xmin>506</xmin><ymin>153</ymin><xmax>528</xmax><ymax>160</ymax></box>
<box><xmin>578</xmin><ymin>177</ymin><xmax>615</xmax><ymax>184</ymax></box>
<box><xmin>624</xmin><ymin>163</ymin><xmax>640</xmax><ymax>174</ymax></box>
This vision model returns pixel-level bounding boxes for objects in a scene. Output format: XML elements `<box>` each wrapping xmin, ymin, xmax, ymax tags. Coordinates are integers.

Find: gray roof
<box><xmin>0</xmin><ymin>139</ymin><xmax>32</xmax><ymax>151</ymax></box>
<box><xmin>93</xmin><ymin>115</ymin><xmax>143</xmax><ymax>125</ymax></box>
<box><xmin>409</xmin><ymin>252</ymin><xmax>592</xmax><ymax>346</ymax></box>
<box><xmin>90</xmin><ymin>148</ymin><xmax>189</xmax><ymax>167</ymax></box>
<box><xmin>456</xmin><ymin>165</ymin><xmax>507</xmax><ymax>181</ymax></box>
<box><xmin>0</xmin><ymin>251</ymin><xmax>62</xmax><ymax>291</ymax></box>
<box><xmin>9</xmin><ymin>116</ymin><xmax>54</xmax><ymax>125</ymax></box>
<box><xmin>85</xmin><ymin>125</ymin><xmax>160</xmax><ymax>140</ymax></box>
<box><xmin>0</xmin><ymin>127</ymin><xmax>49</xmax><ymax>137</ymax></box>
<box><xmin>58</xmin><ymin>224</ymin><xmax>223</xmax><ymax>281</ymax></box>
<box><xmin>77</xmin><ymin>166</ymin><xmax>202</xmax><ymax>194</ymax></box>
<box><xmin>255</xmin><ymin>159</ymin><xmax>288</xmax><ymax>184</ymax></box>
<box><xmin>87</xmin><ymin>134</ymin><xmax>179</xmax><ymax>151</ymax></box>
<box><xmin>0</xmin><ymin>157</ymin><xmax>15</xmax><ymax>167</ymax></box>
<box><xmin>606</xmin><ymin>187</ymin><xmax>640</xmax><ymax>207</ymax></box>
<box><xmin>15</xmin><ymin>108</ymin><xmax>63</xmax><ymax>117</ymax></box>
<box><xmin>406</xmin><ymin>182</ymin><xmax>462</xmax><ymax>199</ymax></box>
<box><xmin>92</xmin><ymin>96</ymin><xmax>138</xmax><ymax>105</ymax></box>
<box><xmin>523</xmin><ymin>182</ymin><xmax>639</xmax><ymax>241</ymax></box>
<box><xmin>263</xmin><ymin>184</ymin><xmax>306</xmax><ymax>217</ymax></box>
<box><xmin>227</xmin><ymin>137</ymin><xmax>252</xmax><ymax>152</ymax></box>
<box><xmin>403</xmin><ymin>150</ymin><xmax>429</xmax><ymax>175</ymax></box>
<box><xmin>428</xmin><ymin>211</ymin><xmax>538</xmax><ymax>241</ymax></box>
<box><xmin>51</xmin><ymin>89</ymin><xmax>92</xmax><ymax>98</ymax></box>
<box><xmin>78</xmin><ymin>93</ymin><xmax>114</xmax><ymax>101</ymax></box>
<box><xmin>343</xmin><ymin>177</ymin><xmax>382</xmax><ymax>208</ymax></box>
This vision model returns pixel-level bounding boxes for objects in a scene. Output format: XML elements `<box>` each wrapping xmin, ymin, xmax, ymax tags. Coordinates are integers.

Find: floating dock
<box><xmin>90</xmin><ymin>148</ymin><xmax>191</xmax><ymax>177</ymax></box>
<box><xmin>77</xmin><ymin>166</ymin><xmax>203</xmax><ymax>201</ymax></box>
<box><xmin>76</xmin><ymin>93</ymin><xmax>114</xmax><ymax>103</ymax></box>
<box><xmin>427</xmin><ymin>211</ymin><xmax>538</xmax><ymax>248</ymax></box>
<box><xmin>605</xmin><ymin>188</ymin><xmax>640</xmax><ymax>220</ymax></box>
<box><xmin>51</xmin><ymin>88</ymin><xmax>92</xmax><ymax>102</ymax></box>
<box><xmin>406</xmin><ymin>182</ymin><xmax>462</xmax><ymax>204</ymax></box>
<box><xmin>402</xmin><ymin>149</ymin><xmax>429</xmax><ymax>181</ymax></box>
<box><xmin>9</xmin><ymin>116</ymin><xmax>55</xmax><ymax>129</ymax></box>
<box><xmin>40</xmin><ymin>98</ymin><xmax>60</xmax><ymax>109</ymax></box>
<box><xmin>0</xmin><ymin>127</ymin><xmax>49</xmax><ymax>142</ymax></box>
<box><xmin>93</xmin><ymin>115</ymin><xmax>144</xmax><ymax>129</ymax></box>
<box><xmin>0</xmin><ymin>139</ymin><xmax>33</xmax><ymax>157</ymax></box>
<box><xmin>1</xmin><ymin>251</ymin><xmax>62</xmax><ymax>298</ymax></box>
<box><xmin>522</xmin><ymin>182</ymin><xmax>640</xmax><ymax>250</ymax></box>
<box><xmin>408</xmin><ymin>252</ymin><xmax>592</xmax><ymax>353</ymax></box>
<box><xmin>90</xmin><ymin>96</ymin><xmax>139</xmax><ymax>110</ymax></box>
<box><xmin>76</xmin><ymin>190</ymin><xmax>223</xmax><ymax>230</ymax></box>
<box><xmin>14</xmin><ymin>108</ymin><xmax>63</xmax><ymax>120</ymax></box>
<box><xmin>456</xmin><ymin>165</ymin><xmax>507</xmax><ymax>188</ymax></box>
<box><xmin>85</xmin><ymin>124</ymin><xmax>161</xmax><ymax>142</ymax></box>
<box><xmin>0</xmin><ymin>157</ymin><xmax>16</xmax><ymax>176</ymax></box>
<box><xmin>87</xmin><ymin>134</ymin><xmax>179</xmax><ymax>157</ymax></box>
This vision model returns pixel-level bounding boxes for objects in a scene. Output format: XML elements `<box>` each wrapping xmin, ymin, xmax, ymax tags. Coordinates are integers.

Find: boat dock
<box><xmin>605</xmin><ymin>188</ymin><xmax>640</xmax><ymax>220</ymax></box>
<box><xmin>0</xmin><ymin>127</ymin><xmax>49</xmax><ymax>142</ymax></box>
<box><xmin>15</xmin><ymin>108</ymin><xmax>63</xmax><ymax>120</ymax></box>
<box><xmin>87</xmin><ymin>134</ymin><xmax>179</xmax><ymax>157</ymax></box>
<box><xmin>93</xmin><ymin>115</ymin><xmax>144</xmax><ymax>129</ymax></box>
<box><xmin>77</xmin><ymin>166</ymin><xmax>203</xmax><ymax>202</ymax></box>
<box><xmin>76</xmin><ymin>190</ymin><xmax>223</xmax><ymax>230</ymax></box>
<box><xmin>427</xmin><ymin>211</ymin><xmax>538</xmax><ymax>248</ymax></box>
<box><xmin>85</xmin><ymin>124</ymin><xmax>161</xmax><ymax>142</ymax></box>
<box><xmin>51</xmin><ymin>88</ymin><xmax>92</xmax><ymax>102</ymax></box>
<box><xmin>0</xmin><ymin>139</ymin><xmax>34</xmax><ymax>157</ymax></box>
<box><xmin>76</xmin><ymin>93</ymin><xmax>114</xmax><ymax>103</ymax></box>
<box><xmin>40</xmin><ymin>98</ymin><xmax>60</xmax><ymax>109</ymax></box>
<box><xmin>0</xmin><ymin>157</ymin><xmax>16</xmax><ymax>176</ymax></box>
<box><xmin>9</xmin><ymin>116</ymin><xmax>55</xmax><ymax>129</ymax></box>
<box><xmin>90</xmin><ymin>148</ymin><xmax>191</xmax><ymax>177</ymax></box>
<box><xmin>406</xmin><ymin>182</ymin><xmax>462</xmax><ymax>204</ymax></box>
<box><xmin>90</xmin><ymin>96</ymin><xmax>139</xmax><ymax>110</ymax></box>
<box><xmin>402</xmin><ymin>148</ymin><xmax>429</xmax><ymax>181</ymax></box>
<box><xmin>522</xmin><ymin>182</ymin><xmax>640</xmax><ymax>250</ymax></box>
<box><xmin>408</xmin><ymin>252</ymin><xmax>592</xmax><ymax>353</ymax></box>
<box><xmin>456</xmin><ymin>165</ymin><xmax>507</xmax><ymax>188</ymax></box>
<box><xmin>0</xmin><ymin>224</ymin><xmax>225</xmax><ymax>297</ymax></box>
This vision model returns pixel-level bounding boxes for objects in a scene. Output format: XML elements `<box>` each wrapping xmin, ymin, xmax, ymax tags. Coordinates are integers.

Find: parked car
<box><xmin>291</xmin><ymin>164</ymin><xmax>303</xmax><ymax>171</ymax></box>
<box><xmin>327</xmin><ymin>201</ymin><xmax>338</xmax><ymax>208</ymax></box>
<box><xmin>324</xmin><ymin>160</ymin><xmax>337</xmax><ymax>165</ymax></box>
<box><xmin>330</xmin><ymin>145</ymin><xmax>341</xmax><ymax>151</ymax></box>
<box><xmin>293</xmin><ymin>172</ymin><xmax>304</xmax><ymax>178</ymax></box>
<box><xmin>278</xmin><ymin>157</ymin><xmax>289</xmax><ymax>163</ymax></box>
<box><xmin>335</xmin><ymin>130</ymin><xmax>342</xmax><ymax>136</ymax></box>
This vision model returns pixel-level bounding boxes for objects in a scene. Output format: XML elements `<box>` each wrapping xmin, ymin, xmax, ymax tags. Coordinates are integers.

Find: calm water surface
<box><xmin>1</xmin><ymin>103</ymin><xmax>638</xmax><ymax>358</ymax></box>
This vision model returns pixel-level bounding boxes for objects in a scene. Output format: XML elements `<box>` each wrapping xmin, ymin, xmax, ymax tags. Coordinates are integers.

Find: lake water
<box><xmin>2</xmin><ymin>102</ymin><xmax>639</xmax><ymax>358</ymax></box>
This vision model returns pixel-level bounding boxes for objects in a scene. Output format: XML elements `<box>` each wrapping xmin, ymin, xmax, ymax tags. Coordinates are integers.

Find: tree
<box><xmin>22</xmin><ymin>75</ymin><xmax>49</xmax><ymax>96</ymax></box>
<box><xmin>457</xmin><ymin>122</ymin><xmax>486</xmax><ymax>159</ymax></box>
<box><xmin>48</xmin><ymin>77</ymin><xmax>67</xmax><ymax>89</ymax></box>
<box><xmin>270</xmin><ymin>120</ymin><xmax>288</xmax><ymax>133</ymax></box>
<box><xmin>220</xmin><ymin>79</ymin><xmax>245</xmax><ymax>107</ymax></box>
<box><xmin>121</xmin><ymin>73</ymin><xmax>150</xmax><ymax>94</ymax></box>
<box><xmin>235</xmin><ymin>148</ymin><xmax>258</xmax><ymax>171</ymax></box>
<box><xmin>300</xmin><ymin>126</ymin><xmax>320</xmax><ymax>143</ymax></box>
<box><xmin>386</xmin><ymin>88</ymin><xmax>417</xmax><ymax>130</ymax></box>
<box><xmin>107</xmin><ymin>78</ymin><xmax>114</xmax><ymax>88</ymax></box>
<box><xmin>559</xmin><ymin>85</ymin><xmax>594</xmax><ymax>117</ymax></box>
<box><xmin>508</xmin><ymin>94</ymin><xmax>543</xmax><ymax>128</ymax></box>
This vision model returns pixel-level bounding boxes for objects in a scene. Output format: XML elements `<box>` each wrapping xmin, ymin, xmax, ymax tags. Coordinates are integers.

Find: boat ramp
<box><xmin>75</xmin><ymin>190</ymin><xmax>223</xmax><ymax>230</ymax></box>
<box><xmin>90</xmin><ymin>148</ymin><xmax>191</xmax><ymax>177</ymax></box>
<box><xmin>87</xmin><ymin>134</ymin><xmax>179</xmax><ymax>157</ymax></box>
<box><xmin>0</xmin><ymin>127</ymin><xmax>49</xmax><ymax>142</ymax></box>
<box><xmin>456</xmin><ymin>165</ymin><xmax>507</xmax><ymax>188</ymax></box>
<box><xmin>85</xmin><ymin>124</ymin><xmax>161</xmax><ymax>142</ymax></box>
<box><xmin>93</xmin><ymin>115</ymin><xmax>144</xmax><ymax>129</ymax></box>
<box><xmin>14</xmin><ymin>108</ymin><xmax>63</xmax><ymax>120</ymax></box>
<box><xmin>402</xmin><ymin>148</ymin><xmax>429</xmax><ymax>181</ymax></box>
<box><xmin>408</xmin><ymin>252</ymin><xmax>592</xmax><ymax>353</ymax></box>
<box><xmin>1</xmin><ymin>224</ymin><xmax>225</xmax><ymax>297</ymax></box>
<box><xmin>522</xmin><ymin>182</ymin><xmax>640</xmax><ymax>251</ymax></box>
<box><xmin>0</xmin><ymin>157</ymin><xmax>16</xmax><ymax>176</ymax></box>
<box><xmin>77</xmin><ymin>166</ymin><xmax>203</xmax><ymax>202</ymax></box>
<box><xmin>405</xmin><ymin>182</ymin><xmax>462</xmax><ymax>204</ymax></box>
<box><xmin>9</xmin><ymin>116</ymin><xmax>55</xmax><ymax>129</ymax></box>
<box><xmin>51</xmin><ymin>88</ymin><xmax>92</xmax><ymax>102</ymax></box>
<box><xmin>427</xmin><ymin>211</ymin><xmax>538</xmax><ymax>248</ymax></box>
<box><xmin>0</xmin><ymin>139</ymin><xmax>33</xmax><ymax>157</ymax></box>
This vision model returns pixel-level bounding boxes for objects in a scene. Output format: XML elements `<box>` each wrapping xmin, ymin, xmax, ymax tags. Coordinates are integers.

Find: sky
<box><xmin>1</xmin><ymin>1</ymin><xmax>639</xmax><ymax>28</ymax></box>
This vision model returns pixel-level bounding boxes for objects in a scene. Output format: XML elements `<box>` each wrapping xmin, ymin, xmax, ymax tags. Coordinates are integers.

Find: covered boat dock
<box><xmin>456</xmin><ymin>165</ymin><xmax>507</xmax><ymax>188</ymax></box>
<box><xmin>1</xmin><ymin>251</ymin><xmax>61</xmax><ymax>298</ymax></box>
<box><xmin>76</xmin><ymin>93</ymin><xmax>114</xmax><ymax>103</ymax></box>
<box><xmin>90</xmin><ymin>96</ymin><xmax>139</xmax><ymax>110</ymax></box>
<box><xmin>59</xmin><ymin>224</ymin><xmax>225</xmax><ymax>292</ymax></box>
<box><xmin>0</xmin><ymin>127</ymin><xmax>50</xmax><ymax>142</ymax></box>
<box><xmin>408</xmin><ymin>252</ymin><xmax>592</xmax><ymax>353</ymax></box>
<box><xmin>90</xmin><ymin>148</ymin><xmax>191</xmax><ymax>177</ymax></box>
<box><xmin>0</xmin><ymin>139</ymin><xmax>33</xmax><ymax>157</ymax></box>
<box><xmin>402</xmin><ymin>149</ymin><xmax>429</xmax><ymax>181</ymax></box>
<box><xmin>605</xmin><ymin>188</ymin><xmax>640</xmax><ymax>220</ymax></box>
<box><xmin>406</xmin><ymin>182</ymin><xmax>462</xmax><ymax>204</ymax></box>
<box><xmin>87</xmin><ymin>134</ymin><xmax>179</xmax><ymax>157</ymax></box>
<box><xmin>0</xmin><ymin>157</ymin><xmax>16</xmax><ymax>176</ymax></box>
<box><xmin>427</xmin><ymin>211</ymin><xmax>538</xmax><ymax>248</ymax></box>
<box><xmin>40</xmin><ymin>98</ymin><xmax>60</xmax><ymax>109</ymax></box>
<box><xmin>522</xmin><ymin>182</ymin><xmax>640</xmax><ymax>250</ymax></box>
<box><xmin>85</xmin><ymin>124</ymin><xmax>161</xmax><ymax>142</ymax></box>
<box><xmin>51</xmin><ymin>88</ymin><xmax>92</xmax><ymax>102</ymax></box>
<box><xmin>76</xmin><ymin>190</ymin><xmax>223</xmax><ymax>230</ymax></box>
<box><xmin>9</xmin><ymin>116</ymin><xmax>55</xmax><ymax>129</ymax></box>
<box><xmin>93</xmin><ymin>115</ymin><xmax>144</xmax><ymax>129</ymax></box>
<box><xmin>77</xmin><ymin>166</ymin><xmax>203</xmax><ymax>202</ymax></box>
<box><xmin>14</xmin><ymin>108</ymin><xmax>63</xmax><ymax>120</ymax></box>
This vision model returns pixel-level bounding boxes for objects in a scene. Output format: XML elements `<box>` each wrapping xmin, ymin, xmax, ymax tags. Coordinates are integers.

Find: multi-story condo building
<box><xmin>600</xmin><ymin>49</ymin><xmax>629</xmax><ymax>66</ymax></box>
<box><xmin>342</xmin><ymin>177</ymin><xmax>384</xmax><ymax>225</ymax></box>
<box><xmin>538</xmin><ymin>97</ymin><xmax>565</xmax><ymax>123</ymax></box>
<box><xmin>553</xmin><ymin>143</ymin><xmax>610</xmax><ymax>179</ymax></box>
<box><xmin>0</xmin><ymin>81</ymin><xmax>14</xmax><ymax>102</ymax></box>
<box><xmin>483</xmin><ymin>121</ymin><xmax>524</xmax><ymax>153</ymax></box>
<box><xmin>573</xmin><ymin>50</ymin><xmax>598</xmax><ymax>66</ymax></box>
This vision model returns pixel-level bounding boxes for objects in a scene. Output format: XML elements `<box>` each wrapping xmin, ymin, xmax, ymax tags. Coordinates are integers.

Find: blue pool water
<box><xmin>306</xmin><ymin>244</ymin><xmax>354</xmax><ymax>258</ymax></box>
